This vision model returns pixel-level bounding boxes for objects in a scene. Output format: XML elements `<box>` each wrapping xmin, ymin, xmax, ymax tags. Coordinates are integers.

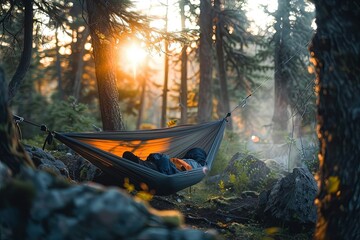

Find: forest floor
<box><xmin>29</xmin><ymin>145</ymin><xmax>315</xmax><ymax>239</ymax></box>
<box><xmin>148</xmin><ymin>183</ymin><xmax>313</xmax><ymax>240</ymax></box>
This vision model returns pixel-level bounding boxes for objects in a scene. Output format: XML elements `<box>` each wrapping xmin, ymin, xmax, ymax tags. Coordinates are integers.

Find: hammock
<box><xmin>53</xmin><ymin>119</ymin><xmax>227</xmax><ymax>195</ymax></box>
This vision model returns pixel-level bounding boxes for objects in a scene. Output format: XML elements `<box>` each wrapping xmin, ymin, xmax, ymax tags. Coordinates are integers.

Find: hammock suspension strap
<box><xmin>13</xmin><ymin>114</ymin><xmax>53</xmax><ymax>150</ymax></box>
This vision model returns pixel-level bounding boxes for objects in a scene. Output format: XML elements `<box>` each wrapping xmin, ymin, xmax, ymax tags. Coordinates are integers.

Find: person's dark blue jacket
<box><xmin>183</xmin><ymin>148</ymin><xmax>207</xmax><ymax>166</ymax></box>
<box><xmin>123</xmin><ymin>148</ymin><xmax>207</xmax><ymax>175</ymax></box>
<box><xmin>147</xmin><ymin>148</ymin><xmax>207</xmax><ymax>174</ymax></box>
<box><xmin>147</xmin><ymin>153</ymin><xmax>179</xmax><ymax>175</ymax></box>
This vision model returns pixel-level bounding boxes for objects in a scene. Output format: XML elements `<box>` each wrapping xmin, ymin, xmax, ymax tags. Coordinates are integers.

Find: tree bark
<box><xmin>73</xmin><ymin>28</ymin><xmax>89</xmax><ymax>100</ymax></box>
<box><xmin>214</xmin><ymin>0</ymin><xmax>231</xmax><ymax>129</ymax></box>
<box><xmin>55</xmin><ymin>28</ymin><xmax>64</xmax><ymax>100</ymax></box>
<box><xmin>86</xmin><ymin>0</ymin><xmax>124</xmax><ymax>131</ymax></box>
<box><xmin>8</xmin><ymin>0</ymin><xmax>33</xmax><ymax>102</ymax></box>
<box><xmin>179</xmin><ymin>0</ymin><xmax>188</xmax><ymax>125</ymax></box>
<box><xmin>136</xmin><ymin>71</ymin><xmax>146</xmax><ymax>130</ymax></box>
<box><xmin>198</xmin><ymin>0</ymin><xmax>213</xmax><ymax>123</ymax></box>
<box><xmin>272</xmin><ymin>0</ymin><xmax>290</xmax><ymax>143</ymax></box>
<box><xmin>161</xmin><ymin>31</ymin><xmax>169</xmax><ymax>128</ymax></box>
<box><xmin>0</xmin><ymin>67</ymin><xmax>35</xmax><ymax>175</ymax></box>
<box><xmin>310</xmin><ymin>0</ymin><xmax>360</xmax><ymax>239</ymax></box>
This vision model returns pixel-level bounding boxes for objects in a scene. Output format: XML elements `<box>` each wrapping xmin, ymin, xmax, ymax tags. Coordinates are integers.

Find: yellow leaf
<box><xmin>326</xmin><ymin>176</ymin><xmax>340</xmax><ymax>194</ymax></box>
<box><xmin>218</xmin><ymin>180</ymin><xmax>225</xmax><ymax>193</ymax></box>
<box><xmin>265</xmin><ymin>227</ymin><xmax>280</xmax><ymax>235</ymax></box>
<box><xmin>229</xmin><ymin>174</ymin><xmax>236</xmax><ymax>184</ymax></box>
<box><xmin>136</xmin><ymin>191</ymin><xmax>153</xmax><ymax>201</ymax></box>
<box><xmin>123</xmin><ymin>178</ymin><xmax>135</xmax><ymax>193</ymax></box>
<box><xmin>149</xmin><ymin>209</ymin><xmax>184</xmax><ymax>227</ymax></box>
<box><xmin>167</xmin><ymin>119</ymin><xmax>178</xmax><ymax>127</ymax></box>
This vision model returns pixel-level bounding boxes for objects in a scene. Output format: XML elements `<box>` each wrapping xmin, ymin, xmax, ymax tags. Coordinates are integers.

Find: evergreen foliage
<box><xmin>44</xmin><ymin>96</ymin><xmax>98</xmax><ymax>132</ymax></box>
<box><xmin>269</xmin><ymin>0</ymin><xmax>316</xmax><ymax>139</ymax></box>
<box><xmin>0</xmin><ymin>0</ymin><xmax>317</xmax><ymax>143</ymax></box>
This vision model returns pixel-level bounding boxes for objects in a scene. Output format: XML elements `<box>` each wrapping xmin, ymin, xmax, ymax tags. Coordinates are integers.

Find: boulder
<box><xmin>25</xmin><ymin>145</ymin><xmax>69</xmax><ymax>178</ymax></box>
<box><xmin>56</xmin><ymin>152</ymin><xmax>102</xmax><ymax>182</ymax></box>
<box><xmin>0</xmin><ymin>162</ymin><xmax>217</xmax><ymax>240</ymax></box>
<box><xmin>258</xmin><ymin>167</ymin><xmax>317</xmax><ymax>230</ymax></box>
<box><xmin>225</xmin><ymin>153</ymin><xmax>270</xmax><ymax>188</ymax></box>
<box><xmin>207</xmin><ymin>153</ymin><xmax>271</xmax><ymax>191</ymax></box>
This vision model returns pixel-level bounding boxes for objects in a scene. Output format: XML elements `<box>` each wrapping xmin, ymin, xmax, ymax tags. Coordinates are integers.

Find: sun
<box><xmin>127</xmin><ymin>44</ymin><xmax>147</xmax><ymax>65</ymax></box>
<box><xmin>126</xmin><ymin>44</ymin><xmax>147</xmax><ymax>79</ymax></box>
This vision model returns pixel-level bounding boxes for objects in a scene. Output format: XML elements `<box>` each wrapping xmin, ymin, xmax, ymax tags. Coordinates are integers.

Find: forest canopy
<box><xmin>0</xmin><ymin>0</ymin><xmax>315</xmax><ymax>141</ymax></box>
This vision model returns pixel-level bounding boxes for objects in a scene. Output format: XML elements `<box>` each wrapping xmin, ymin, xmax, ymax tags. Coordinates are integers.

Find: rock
<box><xmin>259</xmin><ymin>167</ymin><xmax>317</xmax><ymax>230</ymax></box>
<box><xmin>0</xmin><ymin>162</ymin><xmax>12</xmax><ymax>188</ymax></box>
<box><xmin>24</xmin><ymin>145</ymin><xmax>70</xmax><ymax>178</ymax></box>
<box><xmin>0</xmin><ymin>164</ymin><xmax>217</xmax><ymax>240</ymax></box>
<box><xmin>264</xmin><ymin>159</ymin><xmax>287</xmax><ymax>178</ymax></box>
<box><xmin>57</xmin><ymin>153</ymin><xmax>102</xmax><ymax>182</ymax></box>
<box><xmin>79</xmin><ymin>159</ymin><xmax>102</xmax><ymax>181</ymax></box>
<box><xmin>207</xmin><ymin>152</ymin><xmax>271</xmax><ymax>192</ymax></box>
<box><xmin>67</xmin><ymin>155</ymin><xmax>134</xmax><ymax>188</ymax></box>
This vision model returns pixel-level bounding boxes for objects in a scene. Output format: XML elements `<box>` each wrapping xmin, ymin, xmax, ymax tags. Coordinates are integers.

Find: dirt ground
<box><xmin>149</xmin><ymin>189</ymin><xmax>260</xmax><ymax>240</ymax></box>
<box><xmin>149</xmin><ymin>187</ymin><xmax>313</xmax><ymax>240</ymax></box>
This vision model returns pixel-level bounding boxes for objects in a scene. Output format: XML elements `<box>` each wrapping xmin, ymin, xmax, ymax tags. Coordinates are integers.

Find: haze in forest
<box><xmin>2</xmin><ymin>1</ymin><xmax>360</xmax><ymax>239</ymax></box>
<box><xmin>1</xmin><ymin>0</ymin><xmax>316</xmax><ymax>171</ymax></box>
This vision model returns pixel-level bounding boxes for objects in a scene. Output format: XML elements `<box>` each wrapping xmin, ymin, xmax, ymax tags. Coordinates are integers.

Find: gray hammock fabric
<box><xmin>54</xmin><ymin>119</ymin><xmax>227</xmax><ymax>195</ymax></box>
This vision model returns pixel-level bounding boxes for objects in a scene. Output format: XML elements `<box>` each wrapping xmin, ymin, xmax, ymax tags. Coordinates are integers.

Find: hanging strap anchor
<box><xmin>40</xmin><ymin>124</ymin><xmax>54</xmax><ymax>150</ymax></box>
<box><xmin>13</xmin><ymin>115</ymin><xmax>54</xmax><ymax>150</ymax></box>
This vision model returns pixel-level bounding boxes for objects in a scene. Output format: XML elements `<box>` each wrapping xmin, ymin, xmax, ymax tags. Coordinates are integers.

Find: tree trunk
<box><xmin>198</xmin><ymin>0</ymin><xmax>213</xmax><ymax>123</ymax></box>
<box><xmin>8</xmin><ymin>0</ymin><xmax>33</xmax><ymax>102</ymax></box>
<box><xmin>73</xmin><ymin>28</ymin><xmax>89</xmax><ymax>100</ymax></box>
<box><xmin>86</xmin><ymin>0</ymin><xmax>124</xmax><ymax>131</ymax></box>
<box><xmin>310</xmin><ymin>0</ymin><xmax>360</xmax><ymax>239</ymax></box>
<box><xmin>136</xmin><ymin>73</ymin><xmax>146</xmax><ymax>130</ymax></box>
<box><xmin>179</xmin><ymin>0</ymin><xmax>188</xmax><ymax>125</ymax></box>
<box><xmin>161</xmin><ymin>1</ymin><xmax>169</xmax><ymax>128</ymax></box>
<box><xmin>214</xmin><ymin>0</ymin><xmax>232</xmax><ymax>129</ymax></box>
<box><xmin>55</xmin><ymin>28</ymin><xmax>64</xmax><ymax>100</ymax></box>
<box><xmin>161</xmin><ymin>41</ymin><xmax>169</xmax><ymax>128</ymax></box>
<box><xmin>0</xmin><ymin>67</ymin><xmax>35</xmax><ymax>175</ymax></box>
<box><xmin>272</xmin><ymin>0</ymin><xmax>290</xmax><ymax>143</ymax></box>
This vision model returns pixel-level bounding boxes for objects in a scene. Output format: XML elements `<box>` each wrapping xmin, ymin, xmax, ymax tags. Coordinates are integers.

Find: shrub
<box><xmin>44</xmin><ymin>96</ymin><xmax>99</xmax><ymax>132</ymax></box>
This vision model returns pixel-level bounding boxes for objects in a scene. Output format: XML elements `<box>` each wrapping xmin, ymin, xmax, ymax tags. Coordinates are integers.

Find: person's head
<box><xmin>184</xmin><ymin>148</ymin><xmax>207</xmax><ymax>166</ymax></box>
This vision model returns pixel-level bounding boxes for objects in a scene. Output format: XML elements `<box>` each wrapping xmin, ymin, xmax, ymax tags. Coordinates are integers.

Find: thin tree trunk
<box><xmin>272</xmin><ymin>0</ymin><xmax>290</xmax><ymax>143</ymax></box>
<box><xmin>8</xmin><ymin>0</ymin><xmax>33</xmax><ymax>102</ymax></box>
<box><xmin>161</xmin><ymin>40</ymin><xmax>169</xmax><ymax>128</ymax></box>
<box><xmin>198</xmin><ymin>0</ymin><xmax>213</xmax><ymax>123</ymax></box>
<box><xmin>73</xmin><ymin>28</ymin><xmax>89</xmax><ymax>100</ymax></box>
<box><xmin>214</xmin><ymin>0</ymin><xmax>232</xmax><ymax>129</ymax></box>
<box><xmin>179</xmin><ymin>0</ymin><xmax>188</xmax><ymax>125</ymax></box>
<box><xmin>311</xmin><ymin>0</ymin><xmax>360</xmax><ymax>239</ymax></box>
<box><xmin>55</xmin><ymin>28</ymin><xmax>64</xmax><ymax>100</ymax></box>
<box><xmin>86</xmin><ymin>0</ymin><xmax>124</xmax><ymax>131</ymax></box>
<box><xmin>136</xmin><ymin>71</ymin><xmax>146</xmax><ymax>129</ymax></box>
<box><xmin>161</xmin><ymin>0</ymin><xmax>169</xmax><ymax>128</ymax></box>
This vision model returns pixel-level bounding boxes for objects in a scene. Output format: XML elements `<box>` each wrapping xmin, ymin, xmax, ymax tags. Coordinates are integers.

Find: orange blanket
<box><xmin>170</xmin><ymin>158</ymin><xmax>192</xmax><ymax>171</ymax></box>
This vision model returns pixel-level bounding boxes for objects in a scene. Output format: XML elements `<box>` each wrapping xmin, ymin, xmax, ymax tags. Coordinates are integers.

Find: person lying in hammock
<box><xmin>122</xmin><ymin>148</ymin><xmax>207</xmax><ymax>175</ymax></box>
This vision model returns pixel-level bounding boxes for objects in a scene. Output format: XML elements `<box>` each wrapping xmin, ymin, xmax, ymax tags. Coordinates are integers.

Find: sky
<box><xmin>126</xmin><ymin>0</ymin><xmax>279</xmax><ymax>127</ymax></box>
<box><xmin>245</xmin><ymin>0</ymin><xmax>277</xmax><ymax>33</ymax></box>
<box><xmin>133</xmin><ymin>0</ymin><xmax>278</xmax><ymax>33</ymax></box>
<box><xmin>127</xmin><ymin>0</ymin><xmax>279</xmax><ymax>70</ymax></box>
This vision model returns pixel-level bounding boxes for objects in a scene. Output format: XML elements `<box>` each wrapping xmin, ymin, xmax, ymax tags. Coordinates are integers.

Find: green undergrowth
<box><xmin>178</xmin><ymin>182</ymin><xmax>313</xmax><ymax>240</ymax></box>
<box><xmin>210</xmin><ymin>130</ymin><xmax>248</xmax><ymax>176</ymax></box>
